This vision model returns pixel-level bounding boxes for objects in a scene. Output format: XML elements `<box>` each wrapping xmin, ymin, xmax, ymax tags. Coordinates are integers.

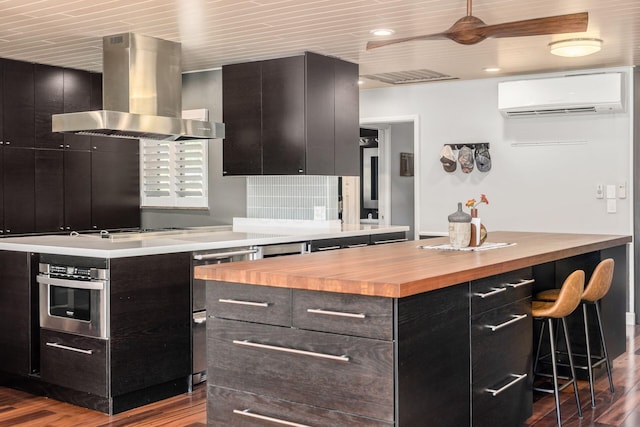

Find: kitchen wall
<box><xmin>360</xmin><ymin>66</ymin><xmax>633</xmax><ymax>238</ymax></box>
<box><xmin>141</xmin><ymin>69</ymin><xmax>247</xmax><ymax>229</ymax></box>
<box><xmin>388</xmin><ymin>122</ymin><xmax>415</xmax><ymax>239</ymax></box>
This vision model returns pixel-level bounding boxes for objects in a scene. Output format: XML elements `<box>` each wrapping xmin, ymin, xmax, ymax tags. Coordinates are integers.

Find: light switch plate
<box><xmin>607</xmin><ymin>199</ymin><xmax>617</xmax><ymax>213</ymax></box>
<box><xmin>596</xmin><ymin>183</ymin><xmax>604</xmax><ymax>199</ymax></box>
<box><xmin>606</xmin><ymin>185</ymin><xmax>616</xmax><ymax>199</ymax></box>
<box><xmin>618</xmin><ymin>182</ymin><xmax>627</xmax><ymax>199</ymax></box>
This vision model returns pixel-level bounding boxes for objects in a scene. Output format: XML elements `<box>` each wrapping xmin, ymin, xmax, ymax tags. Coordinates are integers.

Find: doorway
<box><xmin>360</xmin><ymin>116</ymin><xmax>419</xmax><ymax>240</ymax></box>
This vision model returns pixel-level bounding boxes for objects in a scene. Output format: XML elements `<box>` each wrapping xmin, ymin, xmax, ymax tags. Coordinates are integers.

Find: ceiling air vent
<box><xmin>361</xmin><ymin>69</ymin><xmax>458</xmax><ymax>85</ymax></box>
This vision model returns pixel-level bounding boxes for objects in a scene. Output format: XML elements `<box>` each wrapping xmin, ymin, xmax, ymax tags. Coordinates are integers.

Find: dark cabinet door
<box><xmin>0</xmin><ymin>60</ymin><xmax>4</xmax><ymax>143</ymax></box>
<box><xmin>110</xmin><ymin>253</ymin><xmax>191</xmax><ymax>396</ymax></box>
<box><xmin>262</xmin><ymin>55</ymin><xmax>305</xmax><ymax>174</ymax></box>
<box><xmin>305</xmin><ymin>52</ymin><xmax>336</xmax><ymax>175</ymax></box>
<box><xmin>90</xmin><ymin>72</ymin><xmax>103</xmax><ymax>110</ymax></box>
<box><xmin>3</xmin><ymin>60</ymin><xmax>35</xmax><ymax>148</ymax></box>
<box><xmin>91</xmin><ymin>142</ymin><xmax>140</xmax><ymax>230</ymax></box>
<box><xmin>64</xmin><ymin>149</ymin><xmax>92</xmax><ymax>231</ymax></box>
<box><xmin>63</xmin><ymin>68</ymin><xmax>91</xmax><ymax>151</ymax></box>
<box><xmin>0</xmin><ymin>251</ymin><xmax>34</xmax><ymax>376</ymax></box>
<box><xmin>222</xmin><ymin>62</ymin><xmax>262</xmax><ymax>175</ymax></box>
<box><xmin>34</xmin><ymin>64</ymin><xmax>64</xmax><ymax>149</ymax></box>
<box><xmin>3</xmin><ymin>147</ymin><xmax>35</xmax><ymax>234</ymax></box>
<box><xmin>333</xmin><ymin>59</ymin><xmax>359</xmax><ymax>176</ymax></box>
<box><xmin>35</xmin><ymin>149</ymin><xmax>64</xmax><ymax>232</ymax></box>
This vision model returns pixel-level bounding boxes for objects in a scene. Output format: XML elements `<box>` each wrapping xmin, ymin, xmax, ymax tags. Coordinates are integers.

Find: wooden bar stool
<box><xmin>532</xmin><ymin>269</ymin><xmax>585</xmax><ymax>426</ymax></box>
<box><xmin>536</xmin><ymin>258</ymin><xmax>615</xmax><ymax>408</ymax></box>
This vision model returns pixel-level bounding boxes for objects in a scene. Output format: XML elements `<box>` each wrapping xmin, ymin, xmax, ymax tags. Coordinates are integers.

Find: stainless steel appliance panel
<box><xmin>38</xmin><ymin>258</ymin><xmax>109</xmax><ymax>339</ymax></box>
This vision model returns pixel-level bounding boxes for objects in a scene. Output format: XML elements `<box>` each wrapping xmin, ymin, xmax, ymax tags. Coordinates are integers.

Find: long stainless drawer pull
<box><xmin>218</xmin><ymin>298</ymin><xmax>269</xmax><ymax>307</ymax></box>
<box><xmin>346</xmin><ymin>243</ymin><xmax>368</xmax><ymax>248</ymax></box>
<box><xmin>233</xmin><ymin>340</ymin><xmax>350</xmax><ymax>362</ymax></box>
<box><xmin>473</xmin><ymin>287</ymin><xmax>507</xmax><ymax>298</ymax></box>
<box><xmin>193</xmin><ymin>249</ymin><xmax>258</xmax><ymax>260</ymax></box>
<box><xmin>317</xmin><ymin>246</ymin><xmax>341</xmax><ymax>251</ymax></box>
<box><xmin>505</xmin><ymin>278</ymin><xmax>535</xmax><ymax>288</ymax></box>
<box><xmin>485</xmin><ymin>314</ymin><xmax>527</xmax><ymax>331</ymax></box>
<box><xmin>373</xmin><ymin>238</ymin><xmax>408</xmax><ymax>244</ymax></box>
<box><xmin>307</xmin><ymin>308</ymin><xmax>366</xmax><ymax>319</ymax></box>
<box><xmin>485</xmin><ymin>373</ymin><xmax>527</xmax><ymax>397</ymax></box>
<box><xmin>233</xmin><ymin>409</ymin><xmax>312</xmax><ymax>427</ymax></box>
<box><xmin>45</xmin><ymin>342</ymin><xmax>93</xmax><ymax>355</ymax></box>
<box><xmin>36</xmin><ymin>275</ymin><xmax>105</xmax><ymax>291</ymax></box>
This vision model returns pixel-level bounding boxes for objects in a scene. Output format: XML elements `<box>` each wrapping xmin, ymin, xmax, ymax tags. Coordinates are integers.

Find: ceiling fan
<box><xmin>366</xmin><ymin>0</ymin><xmax>588</xmax><ymax>49</ymax></box>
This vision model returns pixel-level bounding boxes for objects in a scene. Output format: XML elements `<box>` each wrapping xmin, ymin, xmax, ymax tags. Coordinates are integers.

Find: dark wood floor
<box><xmin>1</xmin><ymin>325</ymin><xmax>640</xmax><ymax>426</ymax></box>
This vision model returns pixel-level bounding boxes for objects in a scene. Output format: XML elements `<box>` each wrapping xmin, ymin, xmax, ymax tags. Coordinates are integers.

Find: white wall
<box><xmin>389</xmin><ymin>122</ymin><xmax>415</xmax><ymax>238</ymax></box>
<box><xmin>360</xmin><ymin>67</ymin><xmax>633</xmax><ymax>238</ymax></box>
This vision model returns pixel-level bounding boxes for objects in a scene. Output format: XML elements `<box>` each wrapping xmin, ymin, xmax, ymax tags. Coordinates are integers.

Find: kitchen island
<box><xmin>0</xmin><ymin>223</ymin><xmax>407</xmax><ymax>415</ymax></box>
<box><xmin>195</xmin><ymin>231</ymin><xmax>630</xmax><ymax>426</ymax></box>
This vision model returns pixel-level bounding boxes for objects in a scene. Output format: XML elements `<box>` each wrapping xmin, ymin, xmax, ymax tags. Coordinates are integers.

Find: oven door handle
<box><xmin>36</xmin><ymin>275</ymin><xmax>106</xmax><ymax>290</ymax></box>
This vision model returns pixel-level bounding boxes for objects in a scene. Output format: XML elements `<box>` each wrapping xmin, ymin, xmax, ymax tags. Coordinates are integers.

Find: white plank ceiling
<box><xmin>0</xmin><ymin>0</ymin><xmax>638</xmax><ymax>87</ymax></box>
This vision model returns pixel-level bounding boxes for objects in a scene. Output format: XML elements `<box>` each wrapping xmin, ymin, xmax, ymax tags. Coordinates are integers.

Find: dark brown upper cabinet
<box><xmin>63</xmin><ymin>68</ymin><xmax>92</xmax><ymax>151</ymax></box>
<box><xmin>3</xmin><ymin>60</ymin><xmax>35</xmax><ymax>148</ymax></box>
<box><xmin>222</xmin><ymin>52</ymin><xmax>359</xmax><ymax>176</ymax></box>
<box><xmin>35</xmin><ymin>64</ymin><xmax>64</xmax><ymax>149</ymax></box>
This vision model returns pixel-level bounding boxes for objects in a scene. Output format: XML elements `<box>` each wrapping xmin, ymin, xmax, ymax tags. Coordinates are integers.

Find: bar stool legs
<box><xmin>583</xmin><ymin>300</ymin><xmax>615</xmax><ymax>407</ymax></box>
<box><xmin>534</xmin><ymin>317</ymin><xmax>582</xmax><ymax>426</ymax></box>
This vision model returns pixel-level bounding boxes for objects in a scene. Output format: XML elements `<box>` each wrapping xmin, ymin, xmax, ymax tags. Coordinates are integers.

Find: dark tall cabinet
<box><xmin>3</xmin><ymin>59</ymin><xmax>35</xmax><ymax>148</ymax></box>
<box><xmin>222</xmin><ymin>51</ymin><xmax>359</xmax><ymax>176</ymax></box>
<box><xmin>30</xmin><ymin>60</ymin><xmax>140</xmax><ymax>233</ymax></box>
<box><xmin>91</xmin><ymin>137</ymin><xmax>140</xmax><ymax>230</ymax></box>
<box><xmin>3</xmin><ymin>147</ymin><xmax>35</xmax><ymax>234</ymax></box>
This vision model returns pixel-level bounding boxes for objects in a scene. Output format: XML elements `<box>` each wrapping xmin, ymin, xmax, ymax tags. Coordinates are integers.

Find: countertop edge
<box><xmin>194</xmin><ymin>232</ymin><xmax>631</xmax><ymax>298</ymax></box>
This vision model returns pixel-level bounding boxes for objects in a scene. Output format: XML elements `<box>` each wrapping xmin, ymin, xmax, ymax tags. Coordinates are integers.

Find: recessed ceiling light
<box><xmin>483</xmin><ymin>67</ymin><xmax>501</xmax><ymax>72</ymax></box>
<box><xmin>370</xmin><ymin>29</ymin><xmax>395</xmax><ymax>37</ymax></box>
<box><xmin>357</xmin><ymin>80</ymin><xmax>364</xmax><ymax>85</ymax></box>
<box><xmin>549</xmin><ymin>38</ymin><xmax>602</xmax><ymax>57</ymax></box>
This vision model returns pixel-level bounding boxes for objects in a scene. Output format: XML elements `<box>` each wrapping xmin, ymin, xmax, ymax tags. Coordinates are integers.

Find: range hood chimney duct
<box><xmin>52</xmin><ymin>33</ymin><xmax>224</xmax><ymax>141</ymax></box>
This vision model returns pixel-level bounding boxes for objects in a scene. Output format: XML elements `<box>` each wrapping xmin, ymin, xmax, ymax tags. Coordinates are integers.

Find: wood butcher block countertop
<box><xmin>194</xmin><ymin>231</ymin><xmax>631</xmax><ymax>298</ymax></box>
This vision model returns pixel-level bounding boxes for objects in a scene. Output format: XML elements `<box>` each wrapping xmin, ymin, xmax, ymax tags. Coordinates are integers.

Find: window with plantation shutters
<box><xmin>140</xmin><ymin>109</ymin><xmax>209</xmax><ymax>209</ymax></box>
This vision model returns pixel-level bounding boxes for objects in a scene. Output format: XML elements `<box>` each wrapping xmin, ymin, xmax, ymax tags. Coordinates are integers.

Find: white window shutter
<box><xmin>140</xmin><ymin>109</ymin><xmax>209</xmax><ymax>209</ymax></box>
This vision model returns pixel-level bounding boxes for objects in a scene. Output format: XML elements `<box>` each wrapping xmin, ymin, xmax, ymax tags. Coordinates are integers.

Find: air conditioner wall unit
<box><xmin>498</xmin><ymin>72</ymin><xmax>625</xmax><ymax>118</ymax></box>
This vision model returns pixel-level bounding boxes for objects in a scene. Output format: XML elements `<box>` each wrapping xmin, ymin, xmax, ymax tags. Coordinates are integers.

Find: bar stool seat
<box><xmin>532</xmin><ymin>269</ymin><xmax>585</xmax><ymax>426</ymax></box>
<box><xmin>535</xmin><ymin>258</ymin><xmax>615</xmax><ymax>408</ymax></box>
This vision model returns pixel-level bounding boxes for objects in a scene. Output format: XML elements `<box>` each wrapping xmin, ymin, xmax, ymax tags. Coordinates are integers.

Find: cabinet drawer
<box><xmin>208</xmin><ymin>318</ymin><xmax>394</xmax><ymax>422</ymax></box>
<box><xmin>471</xmin><ymin>268</ymin><xmax>533</xmax><ymax>314</ymax></box>
<box><xmin>40</xmin><ymin>329</ymin><xmax>108</xmax><ymax>397</ymax></box>
<box><xmin>309</xmin><ymin>235</ymin><xmax>370</xmax><ymax>251</ymax></box>
<box><xmin>369</xmin><ymin>232</ymin><xmax>407</xmax><ymax>245</ymax></box>
<box><xmin>208</xmin><ymin>385</ymin><xmax>394</xmax><ymax>427</ymax></box>
<box><xmin>292</xmin><ymin>289</ymin><xmax>393</xmax><ymax>340</ymax></box>
<box><xmin>471</xmin><ymin>299</ymin><xmax>532</xmax><ymax>426</ymax></box>
<box><xmin>207</xmin><ymin>281</ymin><xmax>291</xmax><ymax>327</ymax></box>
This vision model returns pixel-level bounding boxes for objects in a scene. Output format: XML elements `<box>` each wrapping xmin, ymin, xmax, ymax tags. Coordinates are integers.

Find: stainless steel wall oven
<box><xmin>37</xmin><ymin>255</ymin><xmax>109</xmax><ymax>339</ymax></box>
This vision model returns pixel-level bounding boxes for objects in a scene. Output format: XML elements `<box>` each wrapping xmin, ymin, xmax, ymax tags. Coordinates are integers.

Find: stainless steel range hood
<box><xmin>52</xmin><ymin>33</ymin><xmax>224</xmax><ymax>141</ymax></box>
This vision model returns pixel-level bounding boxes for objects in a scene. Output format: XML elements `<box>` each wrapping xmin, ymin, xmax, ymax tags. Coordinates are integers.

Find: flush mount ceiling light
<box><xmin>549</xmin><ymin>38</ymin><xmax>602</xmax><ymax>57</ymax></box>
<box><xmin>370</xmin><ymin>29</ymin><xmax>395</xmax><ymax>36</ymax></box>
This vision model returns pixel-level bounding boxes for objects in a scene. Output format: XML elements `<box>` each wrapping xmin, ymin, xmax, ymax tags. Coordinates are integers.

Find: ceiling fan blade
<box><xmin>366</xmin><ymin>33</ymin><xmax>448</xmax><ymax>50</ymax></box>
<box><xmin>480</xmin><ymin>12</ymin><xmax>588</xmax><ymax>38</ymax></box>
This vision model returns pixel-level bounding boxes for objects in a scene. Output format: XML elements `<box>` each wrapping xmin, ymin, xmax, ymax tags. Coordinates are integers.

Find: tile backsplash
<box><xmin>247</xmin><ymin>176</ymin><xmax>339</xmax><ymax>220</ymax></box>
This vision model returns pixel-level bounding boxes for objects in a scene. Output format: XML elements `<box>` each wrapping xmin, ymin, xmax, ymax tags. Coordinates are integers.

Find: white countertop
<box><xmin>0</xmin><ymin>223</ymin><xmax>409</xmax><ymax>258</ymax></box>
